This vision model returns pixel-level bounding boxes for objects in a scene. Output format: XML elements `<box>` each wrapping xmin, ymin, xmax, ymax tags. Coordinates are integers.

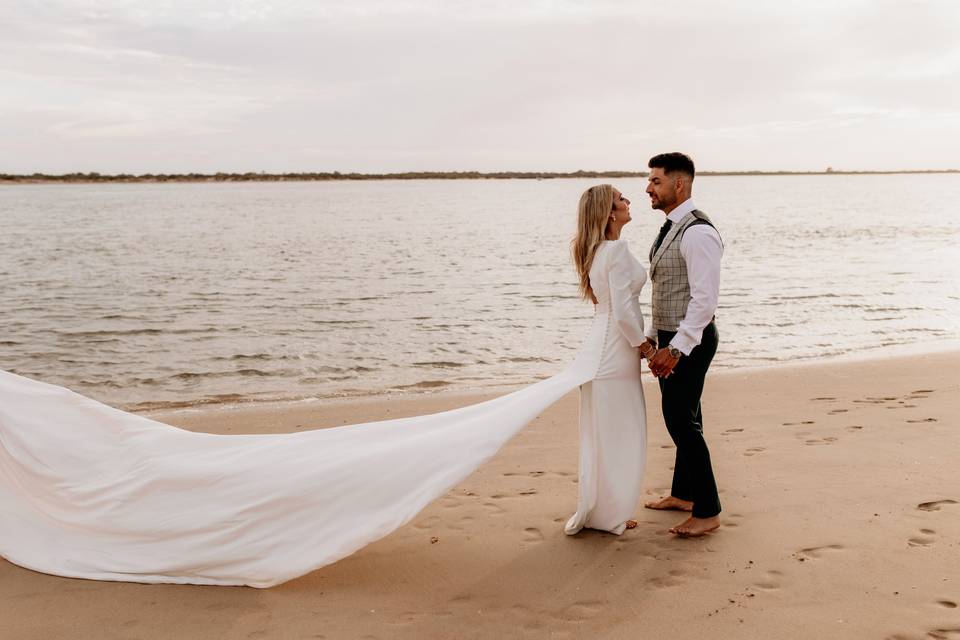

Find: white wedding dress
<box><xmin>0</xmin><ymin>240</ymin><xmax>647</xmax><ymax>588</ymax></box>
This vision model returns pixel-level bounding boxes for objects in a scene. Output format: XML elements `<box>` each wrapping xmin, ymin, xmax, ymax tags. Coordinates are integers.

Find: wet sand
<box><xmin>2</xmin><ymin>351</ymin><xmax>958</xmax><ymax>639</ymax></box>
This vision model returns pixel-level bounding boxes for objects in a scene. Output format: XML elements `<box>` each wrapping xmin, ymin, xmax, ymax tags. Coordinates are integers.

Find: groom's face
<box><xmin>646</xmin><ymin>168</ymin><xmax>678</xmax><ymax>212</ymax></box>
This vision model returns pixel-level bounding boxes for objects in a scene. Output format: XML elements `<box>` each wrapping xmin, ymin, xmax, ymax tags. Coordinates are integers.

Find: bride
<box><xmin>0</xmin><ymin>184</ymin><xmax>651</xmax><ymax>588</ymax></box>
<box><xmin>565</xmin><ymin>184</ymin><xmax>650</xmax><ymax>535</ymax></box>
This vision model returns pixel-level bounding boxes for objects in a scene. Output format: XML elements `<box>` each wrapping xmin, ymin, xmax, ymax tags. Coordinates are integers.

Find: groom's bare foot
<box><xmin>644</xmin><ymin>496</ymin><xmax>693</xmax><ymax>511</ymax></box>
<box><xmin>669</xmin><ymin>515</ymin><xmax>720</xmax><ymax>537</ymax></box>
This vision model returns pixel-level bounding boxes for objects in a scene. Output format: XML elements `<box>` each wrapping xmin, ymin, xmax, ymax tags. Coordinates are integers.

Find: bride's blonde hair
<box><xmin>571</xmin><ymin>184</ymin><xmax>615</xmax><ymax>303</ymax></box>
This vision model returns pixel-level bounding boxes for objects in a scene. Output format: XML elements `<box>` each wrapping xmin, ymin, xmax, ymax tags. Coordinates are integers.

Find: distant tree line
<box><xmin>1</xmin><ymin>169</ymin><xmax>957</xmax><ymax>184</ymax></box>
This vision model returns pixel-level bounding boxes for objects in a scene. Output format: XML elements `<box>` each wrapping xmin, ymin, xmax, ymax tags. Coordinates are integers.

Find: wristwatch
<box><xmin>667</xmin><ymin>346</ymin><xmax>682</xmax><ymax>359</ymax></box>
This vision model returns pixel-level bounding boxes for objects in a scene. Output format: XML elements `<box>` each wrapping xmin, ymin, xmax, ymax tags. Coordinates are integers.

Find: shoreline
<box><xmin>7</xmin><ymin>345</ymin><xmax>958</xmax><ymax>639</ymax></box>
<box><xmin>139</xmin><ymin>339</ymin><xmax>960</xmax><ymax>419</ymax></box>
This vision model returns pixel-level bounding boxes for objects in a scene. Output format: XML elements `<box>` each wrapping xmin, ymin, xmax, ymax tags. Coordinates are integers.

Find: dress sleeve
<box><xmin>607</xmin><ymin>241</ymin><xmax>646</xmax><ymax>348</ymax></box>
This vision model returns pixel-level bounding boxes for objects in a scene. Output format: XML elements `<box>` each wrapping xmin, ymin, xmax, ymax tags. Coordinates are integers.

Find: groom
<box><xmin>642</xmin><ymin>152</ymin><xmax>724</xmax><ymax>537</ymax></box>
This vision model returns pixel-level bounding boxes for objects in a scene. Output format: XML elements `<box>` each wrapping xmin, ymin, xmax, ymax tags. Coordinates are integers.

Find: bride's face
<box><xmin>612</xmin><ymin>190</ymin><xmax>632</xmax><ymax>225</ymax></box>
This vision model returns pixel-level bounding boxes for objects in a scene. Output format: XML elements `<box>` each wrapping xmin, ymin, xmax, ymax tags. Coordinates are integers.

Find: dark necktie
<box><xmin>651</xmin><ymin>219</ymin><xmax>673</xmax><ymax>258</ymax></box>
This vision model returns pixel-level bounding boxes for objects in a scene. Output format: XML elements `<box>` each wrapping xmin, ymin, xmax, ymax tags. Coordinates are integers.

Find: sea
<box><xmin>2</xmin><ymin>174</ymin><xmax>959</xmax><ymax>411</ymax></box>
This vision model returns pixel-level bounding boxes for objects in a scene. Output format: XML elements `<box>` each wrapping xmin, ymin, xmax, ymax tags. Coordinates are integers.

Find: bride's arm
<box><xmin>607</xmin><ymin>241</ymin><xmax>647</xmax><ymax>349</ymax></box>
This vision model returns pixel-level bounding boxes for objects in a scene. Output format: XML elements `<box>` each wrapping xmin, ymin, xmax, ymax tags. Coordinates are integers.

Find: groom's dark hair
<box><xmin>648</xmin><ymin>152</ymin><xmax>695</xmax><ymax>182</ymax></box>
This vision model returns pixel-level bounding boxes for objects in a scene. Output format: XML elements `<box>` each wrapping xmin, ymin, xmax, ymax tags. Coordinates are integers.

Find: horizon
<box><xmin>3</xmin><ymin>167</ymin><xmax>960</xmax><ymax>181</ymax></box>
<box><xmin>3</xmin><ymin>2</ymin><xmax>959</xmax><ymax>174</ymax></box>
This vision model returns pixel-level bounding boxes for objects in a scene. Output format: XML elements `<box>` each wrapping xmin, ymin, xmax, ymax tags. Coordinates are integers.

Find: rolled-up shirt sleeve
<box><xmin>671</xmin><ymin>225</ymin><xmax>723</xmax><ymax>355</ymax></box>
<box><xmin>607</xmin><ymin>241</ymin><xmax>647</xmax><ymax>348</ymax></box>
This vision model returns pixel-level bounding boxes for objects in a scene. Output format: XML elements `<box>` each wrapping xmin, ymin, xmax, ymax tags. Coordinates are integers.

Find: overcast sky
<box><xmin>3</xmin><ymin>0</ymin><xmax>959</xmax><ymax>173</ymax></box>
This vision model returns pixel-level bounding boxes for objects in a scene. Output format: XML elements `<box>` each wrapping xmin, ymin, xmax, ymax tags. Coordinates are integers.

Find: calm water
<box><xmin>2</xmin><ymin>175</ymin><xmax>959</xmax><ymax>410</ymax></box>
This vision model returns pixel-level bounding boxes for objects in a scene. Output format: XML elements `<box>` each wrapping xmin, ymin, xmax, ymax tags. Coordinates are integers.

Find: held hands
<box><xmin>643</xmin><ymin>339</ymin><xmax>681</xmax><ymax>378</ymax></box>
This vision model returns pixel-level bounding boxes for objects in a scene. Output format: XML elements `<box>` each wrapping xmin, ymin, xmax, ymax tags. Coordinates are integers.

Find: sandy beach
<box><xmin>3</xmin><ymin>350</ymin><xmax>958</xmax><ymax>640</ymax></box>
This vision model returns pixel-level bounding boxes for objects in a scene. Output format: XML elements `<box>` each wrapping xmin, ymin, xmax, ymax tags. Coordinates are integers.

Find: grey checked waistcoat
<box><xmin>648</xmin><ymin>210</ymin><xmax>720</xmax><ymax>332</ymax></box>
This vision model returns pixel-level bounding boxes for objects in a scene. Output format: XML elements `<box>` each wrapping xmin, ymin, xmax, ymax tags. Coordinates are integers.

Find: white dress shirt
<box><xmin>645</xmin><ymin>198</ymin><xmax>723</xmax><ymax>355</ymax></box>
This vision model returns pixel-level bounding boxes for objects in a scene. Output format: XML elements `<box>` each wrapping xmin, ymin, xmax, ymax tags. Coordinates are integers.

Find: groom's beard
<box><xmin>651</xmin><ymin>193</ymin><xmax>675</xmax><ymax>211</ymax></box>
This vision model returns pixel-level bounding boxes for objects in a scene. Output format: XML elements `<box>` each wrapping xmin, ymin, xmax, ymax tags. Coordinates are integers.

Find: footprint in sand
<box><xmin>847</xmin><ymin>425</ymin><xmax>864</xmax><ymax>432</ymax></box>
<box><xmin>812</xmin><ymin>397</ymin><xmax>836</xmax><ymax>401</ymax></box>
<box><xmin>917</xmin><ymin>500</ymin><xmax>958</xmax><ymax>512</ymax></box>
<box><xmin>742</xmin><ymin>447</ymin><xmax>765</xmax><ymax>457</ymax></box>
<box><xmin>723</xmin><ymin>427</ymin><xmax>744</xmax><ymax>435</ymax></box>
<box><xmin>803</xmin><ymin>437</ymin><xmax>838</xmax><ymax>446</ymax></box>
<box><xmin>890</xmin><ymin>630</ymin><xmax>960</xmax><ymax>640</ymax></box>
<box><xmin>440</xmin><ymin>496</ymin><xmax>462</xmax><ymax>509</ymax></box>
<box><xmin>723</xmin><ymin>513</ymin><xmax>744</xmax><ymax>529</ymax></box>
<box><xmin>907</xmin><ymin>417</ymin><xmax>938</xmax><ymax>424</ymax></box>
<box><xmin>828</xmin><ymin>409</ymin><xmax>849</xmax><ymax>415</ymax></box>
<box><xmin>753</xmin><ymin>569</ymin><xmax>784</xmax><ymax>590</ymax></box>
<box><xmin>795</xmin><ymin>544</ymin><xmax>843</xmax><ymax>561</ymax></box>
<box><xmin>502</xmin><ymin>470</ymin><xmax>575</xmax><ymax>479</ymax></box>
<box><xmin>908</xmin><ymin>528</ymin><xmax>937</xmax><ymax>547</ymax></box>
<box><xmin>648</xmin><ymin>572</ymin><xmax>684</xmax><ymax>588</ymax></box>
<box><xmin>523</xmin><ymin>527</ymin><xmax>544</xmax><ymax>542</ymax></box>
<box><xmin>482</xmin><ymin>502</ymin><xmax>506</xmax><ymax>515</ymax></box>
<box><xmin>552</xmin><ymin>601</ymin><xmax>604</xmax><ymax>622</ymax></box>
<box><xmin>937</xmin><ymin>601</ymin><xmax>959</xmax><ymax>609</ymax></box>
<box><xmin>448</xmin><ymin>516</ymin><xmax>475</xmax><ymax>531</ymax></box>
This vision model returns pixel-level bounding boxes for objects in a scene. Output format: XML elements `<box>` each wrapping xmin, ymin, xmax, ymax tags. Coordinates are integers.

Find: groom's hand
<box><xmin>649</xmin><ymin>348</ymin><xmax>680</xmax><ymax>378</ymax></box>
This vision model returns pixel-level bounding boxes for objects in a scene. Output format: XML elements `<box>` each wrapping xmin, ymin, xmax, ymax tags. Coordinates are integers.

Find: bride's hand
<box><xmin>638</xmin><ymin>342</ymin><xmax>656</xmax><ymax>360</ymax></box>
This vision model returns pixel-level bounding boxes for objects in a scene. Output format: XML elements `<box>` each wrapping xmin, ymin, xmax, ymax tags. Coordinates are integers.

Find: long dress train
<box><xmin>0</xmin><ymin>240</ymin><xmax>647</xmax><ymax>587</ymax></box>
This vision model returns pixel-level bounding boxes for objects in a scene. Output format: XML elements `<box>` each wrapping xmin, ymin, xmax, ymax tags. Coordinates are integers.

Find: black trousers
<box><xmin>657</xmin><ymin>322</ymin><xmax>721</xmax><ymax>518</ymax></box>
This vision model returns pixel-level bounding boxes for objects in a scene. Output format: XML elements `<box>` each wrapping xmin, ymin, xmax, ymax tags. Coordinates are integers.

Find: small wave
<box><xmin>393</xmin><ymin>380</ymin><xmax>451</xmax><ymax>389</ymax></box>
<box><xmin>413</xmin><ymin>361</ymin><xmax>467</xmax><ymax>368</ymax></box>
<box><xmin>129</xmin><ymin>393</ymin><xmax>249</xmax><ymax>412</ymax></box>
<box><xmin>90</xmin><ymin>329</ymin><xmax>164</xmax><ymax>337</ymax></box>
<box><xmin>769</xmin><ymin>293</ymin><xmax>846</xmax><ymax>301</ymax></box>
<box><xmin>170</xmin><ymin>368</ymin><xmax>280</xmax><ymax>380</ymax></box>
<box><xmin>309</xmin><ymin>365</ymin><xmax>377</xmax><ymax>374</ymax></box>
<box><xmin>212</xmin><ymin>353</ymin><xmax>273</xmax><ymax>361</ymax></box>
<box><xmin>58</xmin><ymin>327</ymin><xmax>218</xmax><ymax>338</ymax></box>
